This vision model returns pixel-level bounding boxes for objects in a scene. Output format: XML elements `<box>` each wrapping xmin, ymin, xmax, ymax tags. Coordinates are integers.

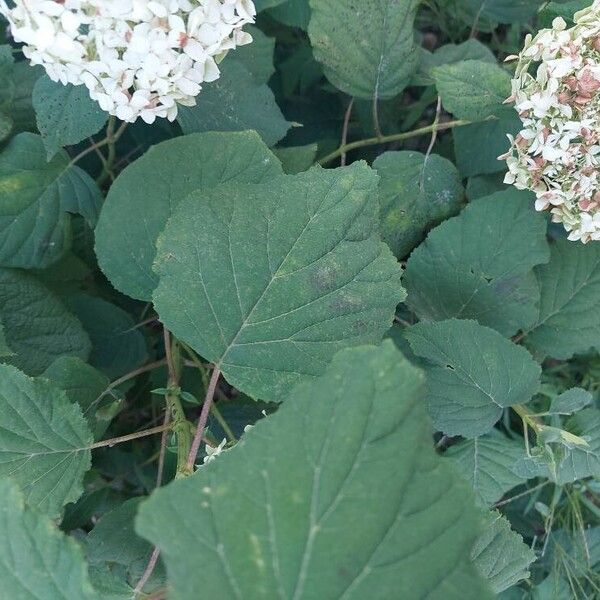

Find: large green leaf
<box><xmin>33</xmin><ymin>76</ymin><xmax>108</xmax><ymax>159</ymax></box>
<box><xmin>373</xmin><ymin>150</ymin><xmax>464</xmax><ymax>258</ymax></box>
<box><xmin>95</xmin><ymin>131</ymin><xmax>283</xmax><ymax>301</ymax></box>
<box><xmin>0</xmin><ymin>365</ymin><xmax>92</xmax><ymax>517</ymax></box>
<box><xmin>404</xmin><ymin>190</ymin><xmax>550</xmax><ymax>336</ymax></box>
<box><xmin>137</xmin><ymin>342</ymin><xmax>492</xmax><ymax>599</ymax></box>
<box><xmin>433</xmin><ymin>59</ymin><xmax>511</xmax><ymax>120</ymax></box>
<box><xmin>0</xmin><ymin>132</ymin><xmax>102</xmax><ymax>269</ymax></box>
<box><xmin>526</xmin><ymin>240</ymin><xmax>600</xmax><ymax>360</ymax></box>
<box><xmin>445</xmin><ymin>431</ymin><xmax>527</xmax><ymax>505</ymax></box>
<box><xmin>0</xmin><ymin>478</ymin><xmax>98</xmax><ymax>599</ymax></box>
<box><xmin>234</xmin><ymin>26</ymin><xmax>276</xmax><ymax>84</ymax></box>
<box><xmin>406</xmin><ymin>319</ymin><xmax>540</xmax><ymax>437</ymax></box>
<box><xmin>177</xmin><ymin>61</ymin><xmax>290</xmax><ymax>147</ymax></box>
<box><xmin>67</xmin><ymin>295</ymin><xmax>148</xmax><ymax>380</ymax></box>
<box><xmin>308</xmin><ymin>0</ymin><xmax>420</xmax><ymax>99</ymax></box>
<box><xmin>153</xmin><ymin>164</ymin><xmax>404</xmax><ymax>401</ymax></box>
<box><xmin>472</xmin><ymin>512</ymin><xmax>536</xmax><ymax>593</ymax></box>
<box><xmin>0</xmin><ymin>268</ymin><xmax>91</xmax><ymax>375</ymax></box>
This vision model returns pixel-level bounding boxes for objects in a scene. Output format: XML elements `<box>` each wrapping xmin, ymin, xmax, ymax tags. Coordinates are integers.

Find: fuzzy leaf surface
<box><xmin>95</xmin><ymin>131</ymin><xmax>283</xmax><ymax>301</ymax></box>
<box><xmin>153</xmin><ymin>164</ymin><xmax>404</xmax><ymax>401</ymax></box>
<box><xmin>137</xmin><ymin>342</ymin><xmax>492</xmax><ymax>600</ymax></box>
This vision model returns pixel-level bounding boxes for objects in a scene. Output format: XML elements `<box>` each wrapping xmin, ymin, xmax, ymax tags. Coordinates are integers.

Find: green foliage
<box><xmin>406</xmin><ymin>319</ymin><xmax>541</xmax><ymax>437</ymax></box>
<box><xmin>0</xmin><ymin>133</ymin><xmax>102</xmax><ymax>269</ymax></box>
<box><xmin>309</xmin><ymin>0</ymin><xmax>420</xmax><ymax>99</ymax></box>
<box><xmin>0</xmin><ymin>364</ymin><xmax>92</xmax><ymax>517</ymax></box>
<box><xmin>153</xmin><ymin>164</ymin><xmax>404</xmax><ymax>401</ymax></box>
<box><xmin>33</xmin><ymin>76</ymin><xmax>108</xmax><ymax>159</ymax></box>
<box><xmin>137</xmin><ymin>343</ymin><xmax>492</xmax><ymax>599</ymax></box>
<box><xmin>1</xmin><ymin>3</ymin><xmax>600</xmax><ymax>598</ymax></box>
<box><xmin>404</xmin><ymin>191</ymin><xmax>550</xmax><ymax>336</ymax></box>
<box><xmin>0</xmin><ymin>478</ymin><xmax>98</xmax><ymax>599</ymax></box>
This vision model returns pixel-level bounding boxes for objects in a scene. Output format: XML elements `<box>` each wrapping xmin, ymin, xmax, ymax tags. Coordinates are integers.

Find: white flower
<box><xmin>0</xmin><ymin>0</ymin><xmax>256</xmax><ymax>123</ymax></box>
<box><xmin>202</xmin><ymin>438</ymin><xmax>227</xmax><ymax>464</ymax></box>
<box><xmin>502</xmin><ymin>5</ymin><xmax>600</xmax><ymax>243</ymax></box>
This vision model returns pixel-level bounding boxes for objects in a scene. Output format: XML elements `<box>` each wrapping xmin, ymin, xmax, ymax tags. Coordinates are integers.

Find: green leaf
<box><xmin>513</xmin><ymin>409</ymin><xmax>600</xmax><ymax>484</ymax></box>
<box><xmin>42</xmin><ymin>356</ymin><xmax>112</xmax><ymax>439</ymax></box>
<box><xmin>415</xmin><ymin>40</ymin><xmax>496</xmax><ymax>86</ymax></box>
<box><xmin>308</xmin><ymin>0</ymin><xmax>420</xmax><ymax>99</ymax></box>
<box><xmin>0</xmin><ymin>365</ymin><xmax>93</xmax><ymax>517</ymax></box>
<box><xmin>233</xmin><ymin>26</ymin><xmax>275</xmax><ymax>84</ymax></box>
<box><xmin>177</xmin><ymin>61</ymin><xmax>290</xmax><ymax>147</ymax></box>
<box><xmin>433</xmin><ymin>60</ymin><xmax>511</xmax><ymax>120</ymax></box>
<box><xmin>153</xmin><ymin>164</ymin><xmax>404</xmax><ymax>401</ymax></box>
<box><xmin>373</xmin><ymin>150</ymin><xmax>464</xmax><ymax>258</ymax></box>
<box><xmin>95</xmin><ymin>131</ymin><xmax>283</xmax><ymax>301</ymax></box>
<box><xmin>67</xmin><ymin>295</ymin><xmax>148</xmax><ymax>380</ymax></box>
<box><xmin>274</xmin><ymin>143</ymin><xmax>318</xmax><ymax>174</ymax></box>
<box><xmin>33</xmin><ymin>76</ymin><xmax>108</xmax><ymax>159</ymax></box>
<box><xmin>464</xmin><ymin>0</ymin><xmax>544</xmax><ymax>24</ymax></box>
<box><xmin>137</xmin><ymin>342</ymin><xmax>492</xmax><ymax>599</ymax></box>
<box><xmin>445</xmin><ymin>431</ymin><xmax>527</xmax><ymax>505</ymax></box>
<box><xmin>0</xmin><ymin>478</ymin><xmax>98</xmax><ymax>599</ymax></box>
<box><xmin>526</xmin><ymin>240</ymin><xmax>600</xmax><ymax>360</ymax></box>
<box><xmin>87</xmin><ymin>498</ymin><xmax>160</xmax><ymax>587</ymax></box>
<box><xmin>539</xmin><ymin>1</ymin><xmax>589</xmax><ymax>26</ymax></box>
<box><xmin>406</xmin><ymin>319</ymin><xmax>540</xmax><ymax>437</ymax></box>
<box><xmin>404</xmin><ymin>190</ymin><xmax>550</xmax><ymax>336</ymax></box>
<box><xmin>0</xmin><ymin>268</ymin><xmax>91</xmax><ymax>375</ymax></box>
<box><xmin>0</xmin><ymin>44</ymin><xmax>14</xmax><ymax>111</ymax></box>
<box><xmin>453</xmin><ymin>107</ymin><xmax>522</xmax><ymax>177</ymax></box>
<box><xmin>11</xmin><ymin>63</ymin><xmax>44</xmax><ymax>133</ymax></box>
<box><xmin>0</xmin><ymin>317</ymin><xmax>14</xmax><ymax>357</ymax></box>
<box><xmin>0</xmin><ymin>110</ymin><xmax>11</xmax><ymax>141</ymax></box>
<box><xmin>0</xmin><ymin>132</ymin><xmax>103</xmax><ymax>269</ymax></box>
<box><xmin>269</xmin><ymin>0</ymin><xmax>311</xmax><ymax>30</ymax></box>
<box><xmin>548</xmin><ymin>388</ymin><xmax>593</xmax><ymax>415</ymax></box>
<box><xmin>472</xmin><ymin>512</ymin><xmax>536</xmax><ymax>593</ymax></box>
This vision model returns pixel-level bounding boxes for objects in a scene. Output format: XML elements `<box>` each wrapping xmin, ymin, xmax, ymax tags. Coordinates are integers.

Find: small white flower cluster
<box><xmin>501</xmin><ymin>3</ymin><xmax>600</xmax><ymax>242</ymax></box>
<box><xmin>202</xmin><ymin>437</ymin><xmax>226</xmax><ymax>464</ymax></box>
<box><xmin>0</xmin><ymin>0</ymin><xmax>255</xmax><ymax>123</ymax></box>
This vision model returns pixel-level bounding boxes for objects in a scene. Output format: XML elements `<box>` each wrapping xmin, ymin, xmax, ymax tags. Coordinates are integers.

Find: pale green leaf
<box><xmin>433</xmin><ymin>60</ymin><xmax>511</xmax><ymax>120</ymax></box>
<box><xmin>406</xmin><ymin>319</ymin><xmax>540</xmax><ymax>437</ymax></box>
<box><xmin>0</xmin><ymin>365</ymin><xmax>93</xmax><ymax>517</ymax></box>
<box><xmin>445</xmin><ymin>431</ymin><xmax>527</xmax><ymax>505</ymax></box>
<box><xmin>526</xmin><ymin>240</ymin><xmax>600</xmax><ymax>360</ymax></box>
<box><xmin>472</xmin><ymin>512</ymin><xmax>536</xmax><ymax>593</ymax></box>
<box><xmin>67</xmin><ymin>295</ymin><xmax>148</xmax><ymax>380</ymax></box>
<box><xmin>153</xmin><ymin>164</ymin><xmax>404</xmax><ymax>401</ymax></box>
<box><xmin>0</xmin><ymin>478</ymin><xmax>98</xmax><ymax>599</ymax></box>
<box><xmin>137</xmin><ymin>342</ymin><xmax>492</xmax><ymax>600</ymax></box>
<box><xmin>308</xmin><ymin>0</ymin><xmax>420</xmax><ymax>99</ymax></box>
<box><xmin>95</xmin><ymin>131</ymin><xmax>283</xmax><ymax>301</ymax></box>
<box><xmin>0</xmin><ymin>268</ymin><xmax>91</xmax><ymax>375</ymax></box>
<box><xmin>404</xmin><ymin>190</ymin><xmax>550</xmax><ymax>336</ymax></box>
<box><xmin>274</xmin><ymin>143</ymin><xmax>318</xmax><ymax>174</ymax></box>
<box><xmin>33</xmin><ymin>76</ymin><xmax>108</xmax><ymax>158</ymax></box>
<box><xmin>548</xmin><ymin>388</ymin><xmax>593</xmax><ymax>415</ymax></box>
<box><xmin>0</xmin><ymin>132</ymin><xmax>103</xmax><ymax>269</ymax></box>
<box><xmin>177</xmin><ymin>61</ymin><xmax>290</xmax><ymax>147</ymax></box>
<box><xmin>373</xmin><ymin>150</ymin><xmax>464</xmax><ymax>258</ymax></box>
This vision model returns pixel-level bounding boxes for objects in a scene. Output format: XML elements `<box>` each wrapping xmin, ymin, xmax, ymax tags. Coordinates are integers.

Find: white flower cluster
<box><xmin>501</xmin><ymin>3</ymin><xmax>600</xmax><ymax>242</ymax></box>
<box><xmin>0</xmin><ymin>0</ymin><xmax>255</xmax><ymax>123</ymax></box>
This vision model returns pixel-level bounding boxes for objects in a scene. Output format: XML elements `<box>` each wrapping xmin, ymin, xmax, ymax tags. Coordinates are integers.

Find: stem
<box><xmin>372</xmin><ymin>96</ymin><xmax>383</xmax><ymax>139</ymax></box>
<box><xmin>134</xmin><ymin>547</ymin><xmax>161</xmax><ymax>596</ymax></box>
<box><xmin>88</xmin><ymin>423</ymin><xmax>172</xmax><ymax>450</ymax></box>
<box><xmin>211</xmin><ymin>402</ymin><xmax>237</xmax><ymax>443</ymax></box>
<box><xmin>318</xmin><ymin>117</ymin><xmax>479</xmax><ymax>166</ymax></box>
<box><xmin>513</xmin><ymin>404</ymin><xmax>544</xmax><ymax>434</ymax></box>
<box><xmin>340</xmin><ymin>98</ymin><xmax>354</xmax><ymax>167</ymax></box>
<box><xmin>97</xmin><ymin>118</ymin><xmax>128</xmax><ymax>186</ymax></box>
<box><xmin>186</xmin><ymin>366</ymin><xmax>221</xmax><ymax>471</ymax></box>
